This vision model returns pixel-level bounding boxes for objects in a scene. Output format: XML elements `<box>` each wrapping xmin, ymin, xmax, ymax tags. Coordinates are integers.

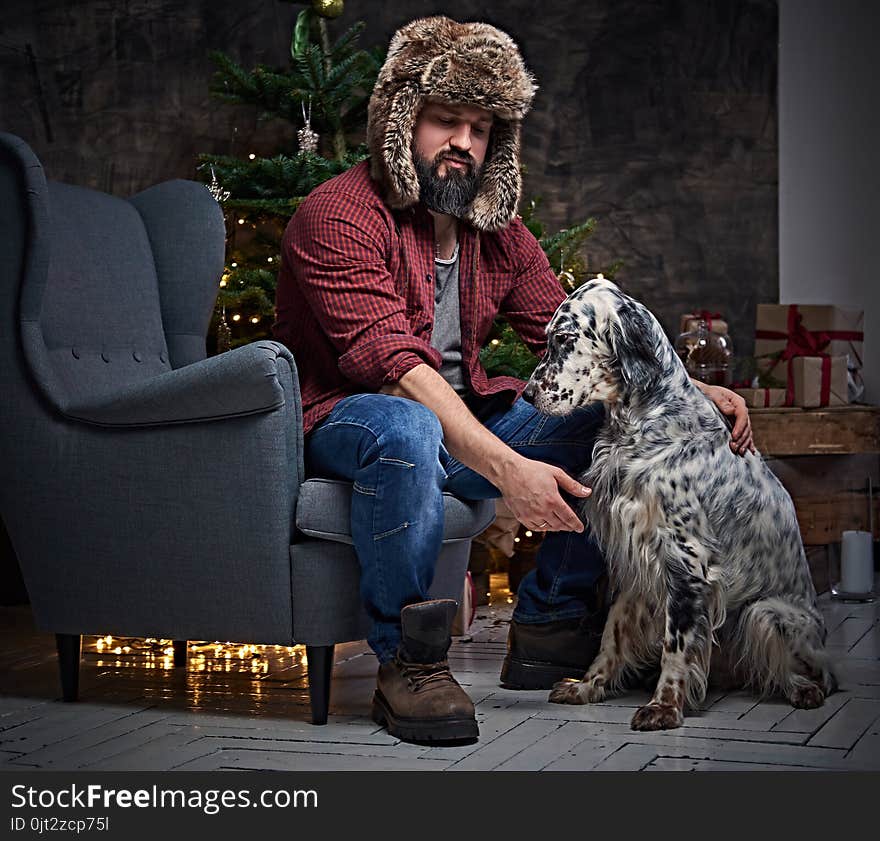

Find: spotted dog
<box><xmin>525</xmin><ymin>277</ymin><xmax>836</xmax><ymax>731</ymax></box>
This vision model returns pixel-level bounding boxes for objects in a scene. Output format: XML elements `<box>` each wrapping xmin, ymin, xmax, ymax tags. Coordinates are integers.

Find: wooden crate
<box><xmin>791</xmin><ymin>493</ymin><xmax>880</xmax><ymax>544</ymax></box>
<box><xmin>766</xmin><ymin>452</ymin><xmax>879</xmax><ymax>544</ymax></box>
<box><xmin>751</xmin><ymin>404</ymin><xmax>880</xmax><ymax>456</ymax></box>
<box><xmin>756</xmin><ymin>406</ymin><xmax>880</xmax><ymax>553</ymax></box>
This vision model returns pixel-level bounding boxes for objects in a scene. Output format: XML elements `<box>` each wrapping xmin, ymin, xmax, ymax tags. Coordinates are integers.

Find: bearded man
<box><xmin>272</xmin><ymin>16</ymin><xmax>753</xmax><ymax>744</ymax></box>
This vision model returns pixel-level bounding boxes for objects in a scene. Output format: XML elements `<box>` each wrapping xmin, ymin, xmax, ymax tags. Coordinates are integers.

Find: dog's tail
<box><xmin>731</xmin><ymin>597</ymin><xmax>836</xmax><ymax>700</ymax></box>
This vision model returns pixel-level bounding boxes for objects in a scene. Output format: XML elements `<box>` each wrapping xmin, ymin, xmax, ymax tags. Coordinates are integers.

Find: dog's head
<box><xmin>525</xmin><ymin>277</ymin><xmax>665</xmax><ymax>414</ymax></box>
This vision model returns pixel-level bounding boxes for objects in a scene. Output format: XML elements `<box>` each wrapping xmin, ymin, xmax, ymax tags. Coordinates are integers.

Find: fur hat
<box><xmin>367</xmin><ymin>16</ymin><xmax>537</xmax><ymax>232</ymax></box>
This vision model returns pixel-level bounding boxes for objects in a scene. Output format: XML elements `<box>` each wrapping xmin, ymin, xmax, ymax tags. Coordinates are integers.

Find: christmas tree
<box><xmin>198</xmin><ymin>0</ymin><xmax>383</xmax><ymax>351</ymax></box>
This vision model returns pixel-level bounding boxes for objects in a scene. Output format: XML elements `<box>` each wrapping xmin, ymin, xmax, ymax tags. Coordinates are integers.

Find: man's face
<box><xmin>412</xmin><ymin>102</ymin><xmax>493</xmax><ymax>216</ymax></box>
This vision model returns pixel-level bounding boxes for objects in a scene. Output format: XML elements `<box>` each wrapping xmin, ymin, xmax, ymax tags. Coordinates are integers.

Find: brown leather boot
<box><xmin>371</xmin><ymin>599</ymin><xmax>478</xmax><ymax>744</ymax></box>
<box><xmin>500</xmin><ymin>577</ymin><xmax>610</xmax><ymax>689</ymax></box>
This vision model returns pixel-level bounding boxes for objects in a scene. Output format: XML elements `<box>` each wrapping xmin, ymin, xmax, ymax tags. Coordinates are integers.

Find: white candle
<box><xmin>840</xmin><ymin>530</ymin><xmax>874</xmax><ymax>594</ymax></box>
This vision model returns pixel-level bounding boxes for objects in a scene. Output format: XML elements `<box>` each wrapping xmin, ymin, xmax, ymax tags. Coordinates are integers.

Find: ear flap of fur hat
<box><xmin>367</xmin><ymin>16</ymin><xmax>537</xmax><ymax>232</ymax></box>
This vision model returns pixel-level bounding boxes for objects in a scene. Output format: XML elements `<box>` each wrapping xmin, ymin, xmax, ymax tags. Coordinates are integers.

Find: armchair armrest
<box><xmin>64</xmin><ymin>341</ymin><xmax>297</xmax><ymax>427</ymax></box>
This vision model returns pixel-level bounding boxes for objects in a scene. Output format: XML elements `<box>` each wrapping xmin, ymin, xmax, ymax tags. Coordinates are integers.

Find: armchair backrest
<box><xmin>0</xmin><ymin>132</ymin><xmax>225</xmax><ymax>417</ymax></box>
<box><xmin>31</xmin><ymin>181</ymin><xmax>171</xmax><ymax>407</ymax></box>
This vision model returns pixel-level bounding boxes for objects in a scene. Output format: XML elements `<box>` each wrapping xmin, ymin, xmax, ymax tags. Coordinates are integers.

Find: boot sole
<box><xmin>500</xmin><ymin>656</ymin><xmax>586</xmax><ymax>690</ymax></box>
<box><xmin>371</xmin><ymin>691</ymin><xmax>478</xmax><ymax>744</ymax></box>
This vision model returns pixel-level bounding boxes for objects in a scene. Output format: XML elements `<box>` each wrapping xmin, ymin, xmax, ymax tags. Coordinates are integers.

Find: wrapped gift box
<box><xmin>680</xmin><ymin>311</ymin><xmax>729</xmax><ymax>335</ymax></box>
<box><xmin>754</xmin><ymin>304</ymin><xmax>864</xmax><ymax>384</ymax></box>
<box><xmin>790</xmin><ymin>356</ymin><xmax>848</xmax><ymax>408</ymax></box>
<box><xmin>734</xmin><ymin>387</ymin><xmax>786</xmax><ymax>408</ymax></box>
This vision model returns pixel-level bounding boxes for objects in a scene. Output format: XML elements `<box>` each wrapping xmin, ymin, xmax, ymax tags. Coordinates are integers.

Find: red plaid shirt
<box><xmin>273</xmin><ymin>160</ymin><xmax>565</xmax><ymax>434</ymax></box>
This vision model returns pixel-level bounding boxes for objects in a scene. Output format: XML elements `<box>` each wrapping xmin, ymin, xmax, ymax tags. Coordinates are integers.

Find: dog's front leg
<box><xmin>550</xmin><ymin>591</ymin><xmax>660</xmax><ymax>705</ymax></box>
<box><xmin>631</xmin><ymin>543</ymin><xmax>715</xmax><ymax>731</ymax></box>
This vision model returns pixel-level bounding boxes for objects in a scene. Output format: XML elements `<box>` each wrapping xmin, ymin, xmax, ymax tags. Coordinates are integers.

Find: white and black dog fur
<box><xmin>525</xmin><ymin>277</ymin><xmax>835</xmax><ymax>731</ymax></box>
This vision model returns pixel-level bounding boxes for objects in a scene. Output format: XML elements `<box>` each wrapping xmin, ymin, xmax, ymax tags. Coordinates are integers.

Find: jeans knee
<box><xmin>377</xmin><ymin>399</ymin><xmax>443</xmax><ymax>463</ymax></box>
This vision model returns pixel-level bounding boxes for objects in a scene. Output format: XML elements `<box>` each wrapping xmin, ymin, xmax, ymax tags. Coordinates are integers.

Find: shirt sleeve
<box><xmin>497</xmin><ymin>219</ymin><xmax>566</xmax><ymax>358</ymax></box>
<box><xmin>284</xmin><ymin>190</ymin><xmax>441</xmax><ymax>388</ymax></box>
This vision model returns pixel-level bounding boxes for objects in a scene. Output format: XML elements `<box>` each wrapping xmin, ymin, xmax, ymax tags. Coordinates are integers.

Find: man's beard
<box><xmin>413</xmin><ymin>149</ymin><xmax>483</xmax><ymax>217</ymax></box>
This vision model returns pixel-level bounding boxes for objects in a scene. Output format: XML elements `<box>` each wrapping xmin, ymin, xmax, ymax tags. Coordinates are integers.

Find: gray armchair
<box><xmin>0</xmin><ymin>132</ymin><xmax>494</xmax><ymax>724</ymax></box>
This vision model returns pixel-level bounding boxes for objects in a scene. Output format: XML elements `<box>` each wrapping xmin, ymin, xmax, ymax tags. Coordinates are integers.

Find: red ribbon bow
<box><xmin>777</xmin><ymin>308</ymin><xmax>831</xmax><ymax>406</ymax></box>
<box><xmin>754</xmin><ymin>305</ymin><xmax>861</xmax><ymax>407</ymax></box>
<box><xmin>692</xmin><ymin>310</ymin><xmax>723</xmax><ymax>334</ymax></box>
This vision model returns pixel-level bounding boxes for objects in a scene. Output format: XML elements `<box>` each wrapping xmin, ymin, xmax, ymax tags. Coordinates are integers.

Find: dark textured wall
<box><xmin>0</xmin><ymin>0</ymin><xmax>778</xmax><ymax>351</ymax></box>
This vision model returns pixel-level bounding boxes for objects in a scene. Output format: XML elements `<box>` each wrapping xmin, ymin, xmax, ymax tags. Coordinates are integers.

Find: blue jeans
<box><xmin>305</xmin><ymin>393</ymin><xmax>607</xmax><ymax>662</ymax></box>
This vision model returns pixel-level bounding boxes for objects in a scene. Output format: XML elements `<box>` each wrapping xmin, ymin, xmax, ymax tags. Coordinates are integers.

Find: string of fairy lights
<box><xmin>89</xmin><ymin>636</ymin><xmax>308</xmax><ymax>674</ymax></box>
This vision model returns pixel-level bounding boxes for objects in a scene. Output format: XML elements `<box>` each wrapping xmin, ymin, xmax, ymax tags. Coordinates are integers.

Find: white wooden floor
<box><xmin>1</xmin><ymin>575</ymin><xmax>878</xmax><ymax>771</ymax></box>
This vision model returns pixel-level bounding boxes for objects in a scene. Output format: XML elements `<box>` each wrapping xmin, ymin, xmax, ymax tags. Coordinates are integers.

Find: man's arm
<box><xmin>382</xmin><ymin>364</ymin><xmax>591</xmax><ymax>532</ymax></box>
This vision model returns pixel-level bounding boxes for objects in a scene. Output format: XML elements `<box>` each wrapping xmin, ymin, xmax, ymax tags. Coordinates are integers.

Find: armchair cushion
<box><xmin>296</xmin><ymin>478</ymin><xmax>495</xmax><ymax>544</ymax></box>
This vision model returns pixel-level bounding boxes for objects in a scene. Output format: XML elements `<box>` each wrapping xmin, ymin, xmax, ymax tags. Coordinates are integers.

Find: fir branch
<box><xmin>328</xmin><ymin>21</ymin><xmax>366</xmax><ymax>62</ymax></box>
<box><xmin>223</xmin><ymin>197</ymin><xmax>305</xmax><ymax>219</ymax></box>
<box><xmin>541</xmin><ymin>219</ymin><xmax>596</xmax><ymax>269</ymax></box>
<box><xmin>479</xmin><ymin>321</ymin><xmax>539</xmax><ymax>380</ymax></box>
<box><xmin>198</xmin><ymin>151</ymin><xmax>364</xmax><ymax>201</ymax></box>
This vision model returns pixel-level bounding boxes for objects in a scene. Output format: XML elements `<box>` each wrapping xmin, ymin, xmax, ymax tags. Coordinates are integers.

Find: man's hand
<box><xmin>696</xmin><ymin>382</ymin><xmax>755</xmax><ymax>455</ymax></box>
<box><xmin>493</xmin><ymin>454</ymin><xmax>591</xmax><ymax>533</ymax></box>
<box><xmin>383</xmin><ymin>365</ymin><xmax>591</xmax><ymax>532</ymax></box>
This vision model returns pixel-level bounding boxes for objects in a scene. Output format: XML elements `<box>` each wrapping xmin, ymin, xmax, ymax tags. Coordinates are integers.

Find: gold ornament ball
<box><xmin>312</xmin><ymin>0</ymin><xmax>344</xmax><ymax>18</ymax></box>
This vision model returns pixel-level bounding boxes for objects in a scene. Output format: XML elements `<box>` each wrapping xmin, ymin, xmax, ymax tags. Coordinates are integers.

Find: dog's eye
<box><xmin>553</xmin><ymin>332</ymin><xmax>578</xmax><ymax>347</ymax></box>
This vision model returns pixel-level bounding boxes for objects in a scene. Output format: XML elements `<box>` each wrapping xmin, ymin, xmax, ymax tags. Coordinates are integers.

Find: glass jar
<box><xmin>674</xmin><ymin>318</ymin><xmax>734</xmax><ymax>386</ymax></box>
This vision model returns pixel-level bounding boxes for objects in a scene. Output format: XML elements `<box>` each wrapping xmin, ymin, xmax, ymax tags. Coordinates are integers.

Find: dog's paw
<box><xmin>630</xmin><ymin>703</ymin><xmax>683</xmax><ymax>731</ymax></box>
<box><xmin>789</xmin><ymin>683</ymin><xmax>825</xmax><ymax>709</ymax></box>
<box><xmin>549</xmin><ymin>680</ymin><xmax>587</xmax><ymax>705</ymax></box>
<box><xmin>549</xmin><ymin>678</ymin><xmax>603</xmax><ymax>705</ymax></box>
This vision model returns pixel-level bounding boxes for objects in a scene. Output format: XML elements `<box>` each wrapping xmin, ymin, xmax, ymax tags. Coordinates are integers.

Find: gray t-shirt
<box><xmin>430</xmin><ymin>243</ymin><xmax>467</xmax><ymax>394</ymax></box>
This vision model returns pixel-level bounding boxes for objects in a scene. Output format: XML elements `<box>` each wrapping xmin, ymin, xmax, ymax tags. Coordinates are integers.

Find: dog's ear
<box><xmin>610</xmin><ymin>303</ymin><xmax>662</xmax><ymax>394</ymax></box>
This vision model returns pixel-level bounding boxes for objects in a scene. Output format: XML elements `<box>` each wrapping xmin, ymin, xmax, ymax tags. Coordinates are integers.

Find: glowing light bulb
<box><xmin>267</xmin><ymin>257</ymin><xmax>273</xmax><ymax>263</ymax></box>
<box><xmin>491</xmin><ymin>339</ymin><xmax>500</xmax><ymax>346</ymax></box>
<box><xmin>231</xmin><ymin>262</ymin><xmax>238</xmax><ymax>268</ymax></box>
<box><xmin>514</xmin><ymin>537</ymin><xmax>521</xmax><ymax>543</ymax></box>
<box><xmin>248</xmin><ymin>153</ymin><xmax>256</xmax><ymax>160</ymax></box>
<box><xmin>250</xmin><ymin>316</ymin><xmax>259</xmax><ymax>324</ymax></box>
<box><xmin>524</xmin><ymin>530</ymin><xmax>533</xmax><ymax>537</ymax></box>
<box><xmin>237</xmin><ymin>218</ymin><xmax>245</xmax><ymax>225</ymax></box>
<box><xmin>232</xmin><ymin>314</ymin><xmax>241</xmax><ymax>322</ymax></box>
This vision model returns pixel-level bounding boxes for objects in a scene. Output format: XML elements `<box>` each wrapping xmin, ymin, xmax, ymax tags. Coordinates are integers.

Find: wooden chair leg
<box><xmin>306</xmin><ymin>645</ymin><xmax>335</xmax><ymax>725</ymax></box>
<box><xmin>173</xmin><ymin>640</ymin><xmax>187</xmax><ymax>668</ymax></box>
<box><xmin>55</xmin><ymin>633</ymin><xmax>81</xmax><ymax>702</ymax></box>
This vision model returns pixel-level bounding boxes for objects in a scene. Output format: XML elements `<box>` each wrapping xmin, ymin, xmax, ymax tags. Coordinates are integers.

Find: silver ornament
<box><xmin>206</xmin><ymin>165</ymin><xmax>230</xmax><ymax>203</ymax></box>
<box><xmin>298</xmin><ymin>98</ymin><xmax>319</xmax><ymax>155</ymax></box>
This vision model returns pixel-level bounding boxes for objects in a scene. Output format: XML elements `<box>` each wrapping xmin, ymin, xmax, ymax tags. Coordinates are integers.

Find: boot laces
<box><xmin>397</xmin><ymin>657</ymin><xmax>456</xmax><ymax>692</ymax></box>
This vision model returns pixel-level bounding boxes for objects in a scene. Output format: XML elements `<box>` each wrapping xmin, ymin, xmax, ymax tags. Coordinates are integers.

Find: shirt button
<box><xmin>425</xmin><ymin>273</ymin><xmax>432</xmax><ymax>282</ymax></box>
